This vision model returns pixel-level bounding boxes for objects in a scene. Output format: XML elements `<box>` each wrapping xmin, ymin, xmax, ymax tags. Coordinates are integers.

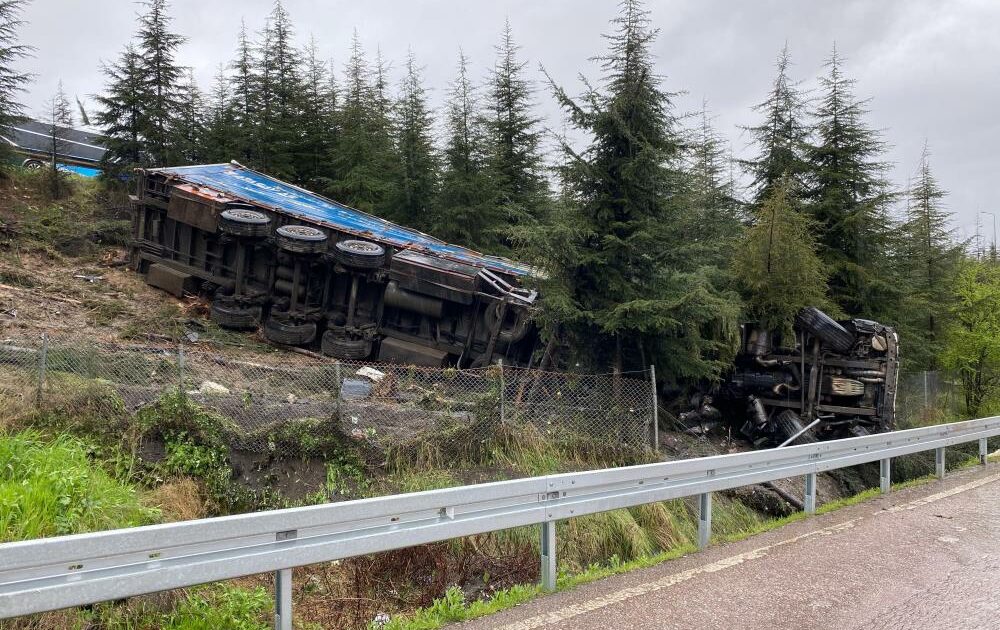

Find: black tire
<box><xmin>219</xmin><ymin>207</ymin><xmax>270</xmax><ymax>238</ymax></box>
<box><xmin>334</xmin><ymin>239</ymin><xmax>386</xmax><ymax>269</ymax></box>
<box><xmin>321</xmin><ymin>331</ymin><xmax>372</xmax><ymax>359</ymax></box>
<box><xmin>211</xmin><ymin>300</ymin><xmax>262</xmax><ymax>330</ymax></box>
<box><xmin>276</xmin><ymin>224</ymin><xmax>327</xmax><ymax>254</ymax></box>
<box><xmin>22</xmin><ymin>158</ymin><xmax>44</xmax><ymax>170</ymax></box>
<box><xmin>773</xmin><ymin>409</ymin><xmax>818</xmax><ymax>445</ymax></box>
<box><xmin>795</xmin><ymin>307</ymin><xmax>855</xmax><ymax>353</ymax></box>
<box><xmin>264</xmin><ymin>315</ymin><xmax>317</xmax><ymax>346</ymax></box>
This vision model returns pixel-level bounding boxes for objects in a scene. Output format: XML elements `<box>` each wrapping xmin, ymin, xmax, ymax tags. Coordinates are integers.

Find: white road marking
<box><xmin>493</xmin><ymin>471</ymin><xmax>1000</xmax><ymax>630</ymax></box>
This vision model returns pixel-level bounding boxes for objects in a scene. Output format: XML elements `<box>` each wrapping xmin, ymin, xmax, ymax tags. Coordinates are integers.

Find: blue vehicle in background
<box><xmin>0</xmin><ymin>118</ymin><xmax>107</xmax><ymax>177</ymax></box>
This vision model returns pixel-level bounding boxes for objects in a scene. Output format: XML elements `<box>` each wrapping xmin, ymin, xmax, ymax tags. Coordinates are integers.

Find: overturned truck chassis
<box><xmin>129</xmin><ymin>163</ymin><xmax>538</xmax><ymax>367</ymax></box>
<box><xmin>684</xmin><ymin>307</ymin><xmax>900</xmax><ymax>445</ymax></box>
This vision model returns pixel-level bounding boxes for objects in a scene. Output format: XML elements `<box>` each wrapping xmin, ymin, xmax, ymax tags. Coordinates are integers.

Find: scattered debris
<box><xmin>356</xmin><ymin>366</ymin><xmax>386</xmax><ymax>382</ymax></box>
<box><xmin>197</xmin><ymin>381</ymin><xmax>230</xmax><ymax>396</ymax></box>
<box><xmin>73</xmin><ymin>274</ymin><xmax>104</xmax><ymax>283</ymax></box>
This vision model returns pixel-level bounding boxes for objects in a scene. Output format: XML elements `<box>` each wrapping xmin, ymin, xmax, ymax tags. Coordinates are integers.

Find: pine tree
<box><xmin>170</xmin><ymin>69</ymin><xmax>204</xmax><ymax>164</ymax></box>
<box><xmin>433</xmin><ymin>50</ymin><xmax>496</xmax><ymax>247</ymax></box>
<box><xmin>229</xmin><ymin>20</ymin><xmax>257</xmax><ymax>164</ymax></box>
<box><xmin>201</xmin><ymin>65</ymin><xmax>238</xmax><ymax>163</ymax></box>
<box><xmin>42</xmin><ymin>80</ymin><xmax>74</xmax><ymax>198</ymax></box>
<box><xmin>95</xmin><ymin>43</ymin><xmax>147</xmax><ymax>174</ymax></box>
<box><xmin>135</xmin><ymin>0</ymin><xmax>185</xmax><ymax>165</ymax></box>
<box><xmin>681</xmin><ymin>102</ymin><xmax>743</xmax><ymax>269</ymax></box>
<box><xmin>295</xmin><ymin>36</ymin><xmax>336</xmax><ymax>189</ymax></box>
<box><xmin>390</xmin><ymin>50</ymin><xmax>438</xmax><ymax>229</ymax></box>
<box><xmin>732</xmin><ymin>179</ymin><xmax>831</xmax><ymax>331</ymax></box>
<box><xmin>0</xmin><ymin>0</ymin><xmax>32</xmax><ymax>167</ymax></box>
<box><xmin>327</xmin><ymin>32</ymin><xmax>395</xmax><ymax>214</ymax></box>
<box><xmin>741</xmin><ymin>45</ymin><xmax>810</xmax><ymax>205</ymax></box>
<box><xmin>483</xmin><ymin>19</ymin><xmax>546</xmax><ymax>249</ymax></box>
<box><xmin>896</xmin><ymin>143</ymin><xmax>963</xmax><ymax>369</ymax></box>
<box><xmin>252</xmin><ymin>2</ymin><xmax>302</xmax><ymax>179</ymax></box>
<box><xmin>804</xmin><ymin>46</ymin><xmax>895</xmax><ymax>318</ymax></box>
<box><xmin>531</xmin><ymin>0</ymin><xmax>740</xmax><ymax>378</ymax></box>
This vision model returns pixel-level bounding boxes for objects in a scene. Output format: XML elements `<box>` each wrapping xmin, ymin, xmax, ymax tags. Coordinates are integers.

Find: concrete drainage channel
<box><xmin>0</xmin><ymin>416</ymin><xmax>997</xmax><ymax>629</ymax></box>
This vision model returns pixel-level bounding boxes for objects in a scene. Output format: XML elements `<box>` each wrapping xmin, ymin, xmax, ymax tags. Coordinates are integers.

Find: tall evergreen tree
<box><xmin>804</xmin><ymin>46</ymin><xmax>895</xmax><ymax>318</ymax></box>
<box><xmin>95</xmin><ymin>43</ymin><xmax>147</xmax><ymax>174</ymax></box>
<box><xmin>229</xmin><ymin>20</ymin><xmax>257</xmax><ymax>164</ymax></box>
<box><xmin>170</xmin><ymin>69</ymin><xmax>205</xmax><ymax>165</ymax></box>
<box><xmin>135</xmin><ymin>0</ymin><xmax>185</xmax><ymax>165</ymax></box>
<box><xmin>42</xmin><ymin>80</ymin><xmax>73</xmax><ymax>198</ymax></box>
<box><xmin>681</xmin><ymin>102</ymin><xmax>743</xmax><ymax>269</ymax></box>
<box><xmin>484</xmin><ymin>19</ymin><xmax>546</xmax><ymax>249</ymax></box>
<box><xmin>433</xmin><ymin>50</ymin><xmax>495</xmax><ymax>248</ymax></box>
<box><xmin>531</xmin><ymin>0</ymin><xmax>740</xmax><ymax>378</ymax></box>
<box><xmin>201</xmin><ymin>65</ymin><xmax>238</xmax><ymax>163</ymax></box>
<box><xmin>295</xmin><ymin>36</ymin><xmax>336</xmax><ymax>189</ymax></box>
<box><xmin>741</xmin><ymin>45</ymin><xmax>810</xmax><ymax>205</ymax></box>
<box><xmin>327</xmin><ymin>31</ymin><xmax>396</xmax><ymax>214</ymax></box>
<box><xmin>896</xmin><ymin>143</ymin><xmax>963</xmax><ymax>369</ymax></box>
<box><xmin>253</xmin><ymin>2</ymin><xmax>302</xmax><ymax>179</ymax></box>
<box><xmin>390</xmin><ymin>50</ymin><xmax>438</xmax><ymax>229</ymax></box>
<box><xmin>732</xmin><ymin>179</ymin><xmax>831</xmax><ymax>331</ymax></box>
<box><xmin>0</xmin><ymin>0</ymin><xmax>32</xmax><ymax>167</ymax></box>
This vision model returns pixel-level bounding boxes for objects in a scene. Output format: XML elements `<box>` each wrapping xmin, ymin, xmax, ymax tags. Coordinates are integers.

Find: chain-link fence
<box><xmin>895</xmin><ymin>370</ymin><xmax>964</xmax><ymax>427</ymax></box>
<box><xmin>0</xmin><ymin>333</ymin><xmax>657</xmax><ymax>461</ymax></box>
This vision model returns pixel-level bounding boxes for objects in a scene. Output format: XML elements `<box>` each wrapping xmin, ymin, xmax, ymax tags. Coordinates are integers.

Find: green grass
<box><xmin>0</xmin><ymin>430</ymin><xmax>159</xmax><ymax>541</ymax></box>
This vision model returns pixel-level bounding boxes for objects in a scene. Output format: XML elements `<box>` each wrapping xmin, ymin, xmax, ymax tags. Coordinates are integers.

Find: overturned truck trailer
<box><xmin>129</xmin><ymin>162</ymin><xmax>538</xmax><ymax>367</ymax></box>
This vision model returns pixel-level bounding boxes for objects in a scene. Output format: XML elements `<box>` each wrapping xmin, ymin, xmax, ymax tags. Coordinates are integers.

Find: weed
<box><xmin>0</xmin><ymin>430</ymin><xmax>159</xmax><ymax>541</ymax></box>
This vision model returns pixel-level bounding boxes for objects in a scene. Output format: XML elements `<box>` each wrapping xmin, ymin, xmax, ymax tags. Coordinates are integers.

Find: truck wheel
<box><xmin>774</xmin><ymin>409</ymin><xmax>818</xmax><ymax>445</ymax></box>
<box><xmin>264</xmin><ymin>315</ymin><xmax>317</xmax><ymax>345</ymax></box>
<box><xmin>334</xmin><ymin>239</ymin><xmax>385</xmax><ymax>269</ymax></box>
<box><xmin>219</xmin><ymin>207</ymin><xmax>270</xmax><ymax>238</ymax></box>
<box><xmin>321</xmin><ymin>331</ymin><xmax>372</xmax><ymax>360</ymax></box>
<box><xmin>795</xmin><ymin>307</ymin><xmax>855</xmax><ymax>353</ymax></box>
<box><xmin>276</xmin><ymin>225</ymin><xmax>327</xmax><ymax>254</ymax></box>
<box><xmin>211</xmin><ymin>299</ymin><xmax>262</xmax><ymax>330</ymax></box>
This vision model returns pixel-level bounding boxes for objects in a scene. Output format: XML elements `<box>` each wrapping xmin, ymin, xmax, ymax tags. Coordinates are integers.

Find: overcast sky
<box><xmin>15</xmin><ymin>0</ymin><xmax>1000</xmax><ymax>240</ymax></box>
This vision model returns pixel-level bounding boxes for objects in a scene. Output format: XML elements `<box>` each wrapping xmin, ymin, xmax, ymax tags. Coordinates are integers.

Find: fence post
<box><xmin>698</xmin><ymin>492</ymin><xmax>712</xmax><ymax>550</ymax></box>
<box><xmin>333</xmin><ymin>360</ymin><xmax>343</xmax><ymax>419</ymax></box>
<box><xmin>540</xmin><ymin>520</ymin><xmax>556</xmax><ymax>592</ymax></box>
<box><xmin>935</xmin><ymin>447</ymin><xmax>946</xmax><ymax>479</ymax></box>
<box><xmin>498</xmin><ymin>358</ymin><xmax>506</xmax><ymax>425</ymax></box>
<box><xmin>980</xmin><ymin>438</ymin><xmax>989</xmax><ymax>466</ymax></box>
<box><xmin>35</xmin><ymin>333</ymin><xmax>49</xmax><ymax>405</ymax></box>
<box><xmin>880</xmin><ymin>458</ymin><xmax>892</xmax><ymax>493</ymax></box>
<box><xmin>650</xmin><ymin>364</ymin><xmax>659</xmax><ymax>453</ymax></box>
<box><xmin>177</xmin><ymin>344</ymin><xmax>186</xmax><ymax>398</ymax></box>
<box><xmin>274</xmin><ymin>568</ymin><xmax>293</xmax><ymax>630</ymax></box>
<box><xmin>804</xmin><ymin>472</ymin><xmax>817</xmax><ymax>515</ymax></box>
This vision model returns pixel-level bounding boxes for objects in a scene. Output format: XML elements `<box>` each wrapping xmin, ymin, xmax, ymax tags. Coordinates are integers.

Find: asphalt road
<box><xmin>459</xmin><ymin>465</ymin><xmax>1000</xmax><ymax>630</ymax></box>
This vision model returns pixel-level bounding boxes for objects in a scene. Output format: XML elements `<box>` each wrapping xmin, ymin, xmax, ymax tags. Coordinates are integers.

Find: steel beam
<box><xmin>698</xmin><ymin>492</ymin><xmax>712</xmax><ymax>550</ymax></box>
<box><xmin>540</xmin><ymin>521</ymin><xmax>556</xmax><ymax>592</ymax></box>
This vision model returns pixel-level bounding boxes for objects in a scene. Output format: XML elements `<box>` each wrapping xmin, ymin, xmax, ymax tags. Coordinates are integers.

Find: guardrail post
<box><xmin>935</xmin><ymin>447</ymin><xmax>946</xmax><ymax>479</ymax></box>
<box><xmin>698</xmin><ymin>492</ymin><xmax>712</xmax><ymax>550</ymax></box>
<box><xmin>650</xmin><ymin>364</ymin><xmax>659</xmax><ymax>453</ymax></box>
<box><xmin>540</xmin><ymin>520</ymin><xmax>556</xmax><ymax>592</ymax></box>
<box><xmin>274</xmin><ymin>568</ymin><xmax>292</xmax><ymax>630</ymax></box>
<box><xmin>804</xmin><ymin>473</ymin><xmax>817</xmax><ymax>515</ymax></box>
<box><xmin>880</xmin><ymin>458</ymin><xmax>891</xmax><ymax>494</ymax></box>
<box><xmin>981</xmin><ymin>438</ymin><xmax>989</xmax><ymax>466</ymax></box>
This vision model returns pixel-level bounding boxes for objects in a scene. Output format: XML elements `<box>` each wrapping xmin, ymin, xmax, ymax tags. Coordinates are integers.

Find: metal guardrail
<box><xmin>1</xmin><ymin>416</ymin><xmax>998</xmax><ymax>628</ymax></box>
